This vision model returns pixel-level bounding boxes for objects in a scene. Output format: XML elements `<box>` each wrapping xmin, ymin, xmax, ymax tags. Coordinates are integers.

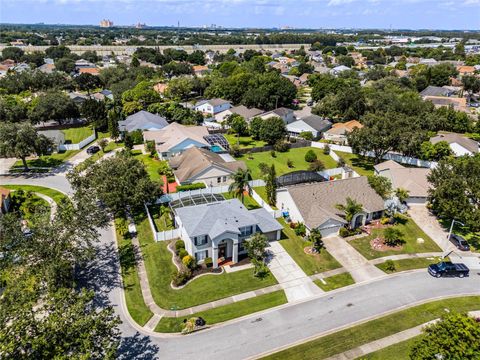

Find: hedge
<box><xmin>176</xmin><ymin>183</ymin><xmax>207</xmax><ymax>192</ymax></box>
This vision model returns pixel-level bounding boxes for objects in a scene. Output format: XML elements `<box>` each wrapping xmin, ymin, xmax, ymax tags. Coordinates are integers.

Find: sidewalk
<box><xmin>266</xmin><ymin>241</ymin><xmax>323</xmax><ymax>302</ymax></box>
<box><xmin>323</xmin><ymin>236</ymin><xmax>385</xmax><ymax>283</ymax></box>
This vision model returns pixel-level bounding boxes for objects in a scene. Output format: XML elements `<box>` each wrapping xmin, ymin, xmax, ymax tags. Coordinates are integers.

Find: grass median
<box><xmin>3</xmin><ymin>184</ymin><xmax>68</xmax><ymax>204</ymax></box>
<box><xmin>314</xmin><ymin>272</ymin><xmax>355</xmax><ymax>291</ymax></box>
<box><xmin>375</xmin><ymin>257</ymin><xmax>443</xmax><ymax>273</ymax></box>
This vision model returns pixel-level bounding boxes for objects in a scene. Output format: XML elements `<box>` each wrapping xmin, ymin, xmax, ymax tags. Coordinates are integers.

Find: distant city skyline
<box><xmin>0</xmin><ymin>0</ymin><xmax>479</xmax><ymax>30</ymax></box>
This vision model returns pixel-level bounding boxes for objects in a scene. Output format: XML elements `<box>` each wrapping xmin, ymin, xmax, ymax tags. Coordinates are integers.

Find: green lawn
<box><xmin>134</xmin><ymin>211</ymin><xmax>277</xmax><ymax>310</ymax></box>
<box><xmin>348</xmin><ymin>215</ymin><xmax>442</xmax><ymax>260</ymax></box>
<box><xmin>224</xmin><ymin>134</ymin><xmax>267</xmax><ymax>149</ymax></box>
<box><xmin>278</xmin><ymin>218</ymin><xmax>341</xmax><ymax>276</ymax></box>
<box><xmin>12</xmin><ymin>150</ymin><xmax>81</xmax><ymax>169</ymax></box>
<box><xmin>263</xmin><ymin>296</ymin><xmax>480</xmax><ymax>360</ymax></box>
<box><xmin>222</xmin><ymin>192</ymin><xmax>261</xmax><ymax>210</ymax></box>
<box><xmin>239</xmin><ymin>147</ymin><xmax>337</xmax><ymax>180</ymax></box>
<box><xmin>314</xmin><ymin>272</ymin><xmax>355</xmax><ymax>291</ymax></box>
<box><xmin>253</xmin><ymin>186</ymin><xmax>278</xmax><ymax>209</ymax></box>
<box><xmin>132</xmin><ymin>152</ymin><xmax>166</xmax><ymax>182</ymax></box>
<box><xmin>147</xmin><ymin>204</ymin><xmax>174</xmax><ymax>231</ymax></box>
<box><xmin>3</xmin><ymin>185</ymin><xmax>68</xmax><ymax>204</ymax></box>
<box><xmin>114</xmin><ymin>218</ymin><xmax>154</xmax><ymax>326</ymax></box>
<box><xmin>62</xmin><ymin>126</ymin><xmax>94</xmax><ymax>144</ymax></box>
<box><xmin>334</xmin><ymin>151</ymin><xmax>376</xmax><ymax>176</ymax></box>
<box><xmin>155</xmin><ymin>290</ymin><xmax>287</xmax><ymax>333</ymax></box>
<box><xmin>375</xmin><ymin>257</ymin><xmax>444</xmax><ymax>274</ymax></box>
<box><xmin>361</xmin><ymin>336</ymin><xmax>420</xmax><ymax>360</ymax></box>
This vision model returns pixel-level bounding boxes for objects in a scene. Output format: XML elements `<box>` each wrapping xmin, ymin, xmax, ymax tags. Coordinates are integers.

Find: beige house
<box><xmin>323</xmin><ymin>120</ymin><xmax>363</xmax><ymax>144</ymax></box>
<box><xmin>169</xmin><ymin>147</ymin><xmax>246</xmax><ymax>186</ymax></box>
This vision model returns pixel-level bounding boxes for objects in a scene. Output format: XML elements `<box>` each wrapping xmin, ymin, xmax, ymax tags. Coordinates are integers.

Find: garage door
<box><xmin>320</xmin><ymin>226</ymin><xmax>341</xmax><ymax>238</ymax></box>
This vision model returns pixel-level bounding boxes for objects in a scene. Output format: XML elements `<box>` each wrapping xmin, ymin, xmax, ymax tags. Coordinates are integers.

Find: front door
<box><xmin>218</xmin><ymin>243</ymin><xmax>227</xmax><ymax>259</ymax></box>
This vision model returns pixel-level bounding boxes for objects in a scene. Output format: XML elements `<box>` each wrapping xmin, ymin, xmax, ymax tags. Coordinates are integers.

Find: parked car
<box><xmin>307</xmin><ymin>99</ymin><xmax>314</xmax><ymax>106</ymax></box>
<box><xmin>449</xmin><ymin>234</ymin><xmax>470</xmax><ymax>251</ymax></box>
<box><xmin>428</xmin><ymin>261</ymin><xmax>469</xmax><ymax>278</ymax></box>
<box><xmin>86</xmin><ymin>146</ymin><xmax>100</xmax><ymax>155</ymax></box>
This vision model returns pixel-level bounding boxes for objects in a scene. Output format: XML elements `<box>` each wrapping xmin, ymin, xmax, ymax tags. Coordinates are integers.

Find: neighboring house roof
<box><xmin>325</xmin><ymin>120</ymin><xmax>363</xmax><ymax>136</ymax></box>
<box><xmin>420</xmin><ymin>85</ymin><xmax>451</xmax><ymax>97</ymax></box>
<box><xmin>38</xmin><ymin>130</ymin><xmax>65</xmax><ymax>145</ymax></box>
<box><xmin>330</xmin><ymin>65</ymin><xmax>351</xmax><ymax>74</ymax></box>
<box><xmin>285</xmin><ymin>176</ymin><xmax>385</xmax><ymax>229</ymax></box>
<box><xmin>457</xmin><ymin>65</ymin><xmax>475</xmax><ymax>74</ymax></box>
<box><xmin>261</xmin><ymin>107</ymin><xmax>294</xmax><ymax>120</ymax></box>
<box><xmin>143</xmin><ymin>122</ymin><xmax>209</xmax><ymax>153</ymax></box>
<box><xmin>297</xmin><ymin>115</ymin><xmax>332</xmax><ymax>132</ymax></box>
<box><xmin>37</xmin><ymin>63</ymin><xmax>55</xmax><ymax>74</ymax></box>
<box><xmin>227</xmin><ymin>105</ymin><xmax>264</xmax><ymax>119</ymax></box>
<box><xmin>68</xmin><ymin>92</ymin><xmax>88</xmax><ymax>102</ymax></box>
<box><xmin>175</xmin><ymin>198</ymin><xmax>281</xmax><ymax>238</ymax></box>
<box><xmin>0</xmin><ymin>187</ymin><xmax>11</xmax><ymax>199</ymax></box>
<box><xmin>379</xmin><ymin>167</ymin><xmax>431</xmax><ymax>198</ymax></box>
<box><xmin>196</xmin><ymin>98</ymin><xmax>231</xmax><ymax>108</ymax></box>
<box><xmin>373</xmin><ymin>160</ymin><xmax>405</xmax><ymax>173</ymax></box>
<box><xmin>153</xmin><ymin>83</ymin><xmax>168</xmax><ymax>94</ymax></box>
<box><xmin>169</xmin><ymin>147</ymin><xmax>246</xmax><ymax>183</ymax></box>
<box><xmin>423</xmin><ymin>96</ymin><xmax>467</xmax><ymax>111</ymax></box>
<box><xmin>118</xmin><ymin>110</ymin><xmax>169</xmax><ymax>132</ymax></box>
<box><xmin>193</xmin><ymin>65</ymin><xmax>209</xmax><ymax>73</ymax></box>
<box><xmin>78</xmin><ymin>67</ymin><xmax>100</xmax><ymax>75</ymax></box>
<box><xmin>430</xmin><ymin>132</ymin><xmax>479</xmax><ymax>154</ymax></box>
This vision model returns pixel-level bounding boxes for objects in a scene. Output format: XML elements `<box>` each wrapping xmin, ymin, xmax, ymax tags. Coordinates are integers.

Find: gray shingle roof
<box><xmin>300</xmin><ymin>115</ymin><xmax>332</xmax><ymax>132</ymax></box>
<box><xmin>118</xmin><ymin>110</ymin><xmax>168</xmax><ymax>132</ymax></box>
<box><xmin>420</xmin><ymin>86</ymin><xmax>451</xmax><ymax>97</ymax></box>
<box><xmin>430</xmin><ymin>132</ymin><xmax>479</xmax><ymax>154</ymax></box>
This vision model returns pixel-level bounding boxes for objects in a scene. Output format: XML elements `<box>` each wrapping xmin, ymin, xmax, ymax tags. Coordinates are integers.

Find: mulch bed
<box><xmin>370</xmin><ymin>237</ymin><xmax>403</xmax><ymax>252</ymax></box>
<box><xmin>304</xmin><ymin>246</ymin><xmax>320</xmax><ymax>255</ymax></box>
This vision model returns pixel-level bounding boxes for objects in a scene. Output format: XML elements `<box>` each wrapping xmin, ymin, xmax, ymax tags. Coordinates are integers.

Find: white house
<box><xmin>260</xmin><ymin>107</ymin><xmax>296</xmax><ymax>124</ymax></box>
<box><xmin>214</xmin><ymin>105</ymin><xmax>264</xmax><ymax>123</ymax></box>
<box><xmin>194</xmin><ymin>98</ymin><xmax>232</xmax><ymax>116</ymax></box>
<box><xmin>430</xmin><ymin>132</ymin><xmax>479</xmax><ymax>157</ymax></box>
<box><xmin>276</xmin><ymin>177</ymin><xmax>385</xmax><ymax>238</ymax></box>
<box><xmin>286</xmin><ymin>115</ymin><xmax>332</xmax><ymax>139</ymax></box>
<box><xmin>174</xmin><ymin>199</ymin><xmax>282</xmax><ymax>268</ymax></box>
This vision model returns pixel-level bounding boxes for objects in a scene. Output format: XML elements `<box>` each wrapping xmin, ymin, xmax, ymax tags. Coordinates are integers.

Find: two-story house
<box><xmin>194</xmin><ymin>98</ymin><xmax>232</xmax><ymax>116</ymax></box>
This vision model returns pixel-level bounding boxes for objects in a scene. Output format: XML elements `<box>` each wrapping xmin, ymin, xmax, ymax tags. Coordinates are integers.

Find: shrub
<box><xmin>339</xmin><ymin>227</ymin><xmax>351</xmax><ymax>238</ymax></box>
<box><xmin>258</xmin><ymin>162</ymin><xmax>270</xmax><ymax>176</ymax></box>
<box><xmin>130</xmin><ymin>129</ymin><xmax>144</xmax><ymax>145</ymax></box>
<box><xmin>178</xmin><ymin>248</ymin><xmax>188</xmax><ymax>260</ymax></box>
<box><xmin>115</xmin><ymin>217</ymin><xmax>130</xmax><ymax>237</ymax></box>
<box><xmin>304</xmin><ymin>149</ymin><xmax>317</xmax><ymax>162</ymax></box>
<box><xmin>299</xmin><ymin>131</ymin><xmax>313</xmax><ymax>140</ymax></box>
<box><xmin>273</xmin><ymin>141</ymin><xmax>290</xmax><ymax>152</ymax></box>
<box><xmin>289</xmin><ymin>222</ymin><xmax>297</xmax><ymax>229</ymax></box>
<box><xmin>175</xmin><ymin>240</ymin><xmax>185</xmax><ymax>253</ymax></box>
<box><xmin>145</xmin><ymin>140</ymin><xmax>156</xmax><ymax>156</ymax></box>
<box><xmin>383</xmin><ymin>227</ymin><xmax>405</xmax><ymax>246</ymax></box>
<box><xmin>252</xmin><ymin>259</ymin><xmax>270</xmax><ymax>279</ymax></box>
<box><xmin>229</xmin><ymin>144</ymin><xmax>241</xmax><ymax>157</ymax></box>
<box><xmin>337</xmin><ymin>156</ymin><xmax>345</xmax><ymax>167</ymax></box>
<box><xmin>309</xmin><ymin>159</ymin><xmax>325</xmax><ymax>171</ymax></box>
<box><xmin>323</xmin><ymin>144</ymin><xmax>330</xmax><ymax>155</ymax></box>
<box><xmin>287</xmin><ymin>158</ymin><xmax>294</xmax><ymax>168</ymax></box>
<box><xmin>270</xmin><ymin>150</ymin><xmax>276</xmax><ymax>158</ymax></box>
<box><xmin>98</xmin><ymin>138</ymin><xmax>108</xmax><ymax>152</ymax></box>
<box><xmin>176</xmin><ymin>183</ymin><xmax>206</xmax><ymax>192</ymax></box>
<box><xmin>380</xmin><ymin>217</ymin><xmax>392</xmax><ymax>225</ymax></box>
<box><xmin>204</xmin><ymin>257</ymin><xmax>213</xmax><ymax>268</ymax></box>
<box><xmin>182</xmin><ymin>255</ymin><xmax>197</xmax><ymax>270</ymax></box>
<box><xmin>172</xmin><ymin>269</ymin><xmax>192</xmax><ymax>286</ymax></box>
<box><xmin>384</xmin><ymin>260</ymin><xmax>396</xmax><ymax>272</ymax></box>
<box><xmin>294</xmin><ymin>222</ymin><xmax>307</xmax><ymax>237</ymax></box>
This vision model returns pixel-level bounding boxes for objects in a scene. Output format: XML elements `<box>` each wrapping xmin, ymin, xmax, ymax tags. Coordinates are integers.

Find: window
<box><xmin>240</xmin><ymin>226</ymin><xmax>253</xmax><ymax>237</ymax></box>
<box><xmin>194</xmin><ymin>235</ymin><xmax>208</xmax><ymax>246</ymax></box>
<box><xmin>222</xmin><ymin>176</ymin><xmax>227</xmax><ymax>182</ymax></box>
<box><xmin>195</xmin><ymin>250</ymin><xmax>208</xmax><ymax>262</ymax></box>
<box><xmin>217</xmin><ymin>177</ymin><xmax>222</xmax><ymax>183</ymax></box>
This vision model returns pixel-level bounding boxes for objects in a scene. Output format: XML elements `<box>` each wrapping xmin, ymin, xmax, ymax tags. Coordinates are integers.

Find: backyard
<box><xmin>278</xmin><ymin>218</ymin><xmax>341</xmax><ymax>276</ymax></box>
<box><xmin>334</xmin><ymin>151</ymin><xmax>376</xmax><ymax>176</ymax></box>
<box><xmin>348</xmin><ymin>215</ymin><xmax>442</xmax><ymax>260</ymax></box>
<box><xmin>224</xmin><ymin>134</ymin><xmax>267</xmax><ymax>149</ymax></box>
<box><xmin>147</xmin><ymin>204</ymin><xmax>175</xmax><ymax>231</ymax></box>
<box><xmin>134</xmin><ymin>211</ymin><xmax>278</xmax><ymax>310</ymax></box>
<box><xmin>131</xmin><ymin>150</ymin><xmax>168</xmax><ymax>182</ymax></box>
<box><xmin>253</xmin><ymin>186</ymin><xmax>277</xmax><ymax>209</ymax></box>
<box><xmin>222</xmin><ymin>191</ymin><xmax>261</xmax><ymax>210</ymax></box>
<box><xmin>238</xmin><ymin>147</ymin><xmax>337</xmax><ymax>179</ymax></box>
<box><xmin>62</xmin><ymin>126</ymin><xmax>94</xmax><ymax>144</ymax></box>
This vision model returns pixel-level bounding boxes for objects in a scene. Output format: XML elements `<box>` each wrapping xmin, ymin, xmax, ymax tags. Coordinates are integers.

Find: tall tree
<box><xmin>0</xmin><ymin>122</ymin><xmax>52</xmax><ymax>170</ymax></box>
<box><xmin>228</xmin><ymin>168</ymin><xmax>252</xmax><ymax>204</ymax></box>
<box><xmin>28</xmin><ymin>91</ymin><xmax>79</xmax><ymax>125</ymax></box>
<box><xmin>74</xmin><ymin>73</ymin><xmax>103</xmax><ymax>94</ymax></box>
<box><xmin>259</xmin><ymin>116</ymin><xmax>286</xmax><ymax>145</ymax></box>
<box><xmin>81</xmin><ymin>99</ymin><xmax>107</xmax><ymax>129</ymax></box>
<box><xmin>367</xmin><ymin>175</ymin><xmax>393</xmax><ymax>199</ymax></box>
<box><xmin>265</xmin><ymin>164</ymin><xmax>277</xmax><ymax>206</ymax></box>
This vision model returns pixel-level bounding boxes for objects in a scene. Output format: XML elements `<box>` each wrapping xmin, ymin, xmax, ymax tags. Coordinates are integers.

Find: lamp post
<box><xmin>447</xmin><ymin>219</ymin><xmax>465</xmax><ymax>241</ymax></box>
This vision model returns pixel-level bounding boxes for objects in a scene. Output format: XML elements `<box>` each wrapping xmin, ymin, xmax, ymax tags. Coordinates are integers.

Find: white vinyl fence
<box><xmin>144</xmin><ymin>203</ymin><xmax>181</xmax><ymax>242</ymax></box>
<box><xmin>58</xmin><ymin>133</ymin><xmax>96</xmax><ymax>151</ymax></box>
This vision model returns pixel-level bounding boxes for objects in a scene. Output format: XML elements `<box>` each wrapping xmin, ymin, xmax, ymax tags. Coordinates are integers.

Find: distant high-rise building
<box><xmin>100</xmin><ymin>19</ymin><xmax>114</xmax><ymax>28</ymax></box>
<box><xmin>135</xmin><ymin>23</ymin><xmax>146</xmax><ymax>29</ymax></box>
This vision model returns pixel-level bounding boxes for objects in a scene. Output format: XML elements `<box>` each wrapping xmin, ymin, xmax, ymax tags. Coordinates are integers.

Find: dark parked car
<box><xmin>428</xmin><ymin>261</ymin><xmax>469</xmax><ymax>278</ymax></box>
<box><xmin>450</xmin><ymin>234</ymin><xmax>470</xmax><ymax>251</ymax></box>
<box><xmin>86</xmin><ymin>146</ymin><xmax>100</xmax><ymax>155</ymax></box>
<box><xmin>307</xmin><ymin>99</ymin><xmax>314</xmax><ymax>106</ymax></box>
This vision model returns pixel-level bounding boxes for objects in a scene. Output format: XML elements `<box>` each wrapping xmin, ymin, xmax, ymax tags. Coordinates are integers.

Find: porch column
<box><xmin>212</xmin><ymin>246</ymin><xmax>219</xmax><ymax>269</ymax></box>
<box><xmin>232</xmin><ymin>241</ymin><xmax>238</xmax><ymax>264</ymax></box>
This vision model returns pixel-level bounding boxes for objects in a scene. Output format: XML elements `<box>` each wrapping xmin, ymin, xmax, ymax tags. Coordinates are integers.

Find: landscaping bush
<box><xmin>178</xmin><ymin>248</ymin><xmax>188</xmax><ymax>260</ymax></box>
<box><xmin>304</xmin><ymin>149</ymin><xmax>317</xmax><ymax>163</ymax></box>
<box><xmin>172</xmin><ymin>269</ymin><xmax>192</xmax><ymax>286</ymax></box>
<box><xmin>252</xmin><ymin>259</ymin><xmax>270</xmax><ymax>279</ymax></box>
<box><xmin>176</xmin><ymin>183</ymin><xmax>207</xmax><ymax>192</ymax></box>
<box><xmin>384</xmin><ymin>260</ymin><xmax>396</xmax><ymax>272</ymax></box>
<box><xmin>273</xmin><ymin>141</ymin><xmax>290</xmax><ymax>152</ymax></box>
<box><xmin>175</xmin><ymin>240</ymin><xmax>185</xmax><ymax>253</ymax></box>
<box><xmin>299</xmin><ymin>131</ymin><xmax>313</xmax><ymax>140</ymax></box>
<box><xmin>130</xmin><ymin>129</ymin><xmax>144</xmax><ymax>145</ymax></box>
<box><xmin>380</xmin><ymin>216</ymin><xmax>392</xmax><ymax>225</ymax></box>
<box><xmin>287</xmin><ymin>158</ymin><xmax>294</xmax><ymax>168</ymax></box>
<box><xmin>309</xmin><ymin>159</ymin><xmax>325</xmax><ymax>171</ymax></box>
<box><xmin>270</xmin><ymin>150</ymin><xmax>276</xmax><ymax>158</ymax></box>
<box><xmin>323</xmin><ymin>144</ymin><xmax>330</xmax><ymax>155</ymax></box>
<box><xmin>339</xmin><ymin>227</ymin><xmax>351</xmax><ymax>238</ymax></box>
<box><xmin>145</xmin><ymin>140</ymin><xmax>156</xmax><ymax>156</ymax></box>
<box><xmin>98</xmin><ymin>138</ymin><xmax>108</xmax><ymax>152</ymax></box>
<box><xmin>182</xmin><ymin>255</ymin><xmax>197</xmax><ymax>270</ymax></box>
<box><xmin>115</xmin><ymin>217</ymin><xmax>130</xmax><ymax>237</ymax></box>
<box><xmin>383</xmin><ymin>227</ymin><xmax>405</xmax><ymax>246</ymax></box>
<box><xmin>294</xmin><ymin>222</ymin><xmax>307</xmax><ymax>237</ymax></box>
<box><xmin>229</xmin><ymin>144</ymin><xmax>241</xmax><ymax>157</ymax></box>
<box><xmin>204</xmin><ymin>257</ymin><xmax>213</xmax><ymax>268</ymax></box>
<box><xmin>258</xmin><ymin>162</ymin><xmax>270</xmax><ymax>176</ymax></box>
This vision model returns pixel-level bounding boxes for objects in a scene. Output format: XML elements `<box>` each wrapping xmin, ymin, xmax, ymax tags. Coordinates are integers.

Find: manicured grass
<box><xmin>132</xmin><ymin>152</ymin><xmax>166</xmax><ymax>182</ymax></box>
<box><xmin>334</xmin><ymin>151</ymin><xmax>376</xmax><ymax>176</ymax></box>
<box><xmin>239</xmin><ymin>147</ymin><xmax>337</xmax><ymax>179</ymax></box>
<box><xmin>62</xmin><ymin>126</ymin><xmax>94</xmax><ymax>144</ymax></box>
<box><xmin>224</xmin><ymin>134</ymin><xmax>267</xmax><ymax>149</ymax></box>
<box><xmin>278</xmin><ymin>218</ymin><xmax>341</xmax><ymax>276</ymax></box>
<box><xmin>114</xmin><ymin>218</ymin><xmax>154</xmax><ymax>326</ymax></box>
<box><xmin>314</xmin><ymin>272</ymin><xmax>355</xmax><ymax>291</ymax></box>
<box><xmin>155</xmin><ymin>290</ymin><xmax>287</xmax><ymax>333</ymax></box>
<box><xmin>362</xmin><ymin>336</ymin><xmax>420</xmax><ymax>360</ymax></box>
<box><xmin>253</xmin><ymin>186</ymin><xmax>278</xmax><ymax>209</ymax></box>
<box><xmin>222</xmin><ymin>192</ymin><xmax>261</xmax><ymax>210</ymax></box>
<box><xmin>12</xmin><ymin>150</ymin><xmax>81</xmax><ymax>169</ymax></box>
<box><xmin>134</xmin><ymin>211</ymin><xmax>278</xmax><ymax>310</ymax></box>
<box><xmin>3</xmin><ymin>185</ymin><xmax>68</xmax><ymax>204</ymax></box>
<box><xmin>376</xmin><ymin>257</ymin><xmax>444</xmax><ymax>274</ymax></box>
<box><xmin>348</xmin><ymin>215</ymin><xmax>442</xmax><ymax>260</ymax></box>
<box><xmin>263</xmin><ymin>296</ymin><xmax>480</xmax><ymax>360</ymax></box>
<box><xmin>148</xmin><ymin>204</ymin><xmax>174</xmax><ymax>231</ymax></box>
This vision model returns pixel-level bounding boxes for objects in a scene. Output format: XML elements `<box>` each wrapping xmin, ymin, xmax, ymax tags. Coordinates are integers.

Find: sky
<box><xmin>0</xmin><ymin>0</ymin><xmax>479</xmax><ymax>30</ymax></box>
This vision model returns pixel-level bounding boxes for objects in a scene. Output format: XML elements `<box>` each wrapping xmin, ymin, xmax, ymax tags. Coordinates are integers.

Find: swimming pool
<box><xmin>210</xmin><ymin>145</ymin><xmax>224</xmax><ymax>153</ymax></box>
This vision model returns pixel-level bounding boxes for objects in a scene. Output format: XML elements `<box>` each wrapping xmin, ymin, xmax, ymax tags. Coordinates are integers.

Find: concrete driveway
<box><xmin>408</xmin><ymin>204</ymin><xmax>452</xmax><ymax>252</ymax></box>
<box><xmin>323</xmin><ymin>236</ymin><xmax>385</xmax><ymax>283</ymax></box>
<box><xmin>0</xmin><ymin>158</ymin><xmax>17</xmax><ymax>175</ymax></box>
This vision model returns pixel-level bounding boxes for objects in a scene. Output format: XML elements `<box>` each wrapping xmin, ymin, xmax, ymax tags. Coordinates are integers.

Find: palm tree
<box><xmin>228</xmin><ymin>168</ymin><xmax>252</xmax><ymax>204</ymax></box>
<box><xmin>335</xmin><ymin>197</ymin><xmax>363</xmax><ymax>228</ymax></box>
<box><xmin>395</xmin><ymin>188</ymin><xmax>410</xmax><ymax>203</ymax></box>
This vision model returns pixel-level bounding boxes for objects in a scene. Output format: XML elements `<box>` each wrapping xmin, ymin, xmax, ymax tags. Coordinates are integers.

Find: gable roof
<box><xmin>228</xmin><ymin>105</ymin><xmax>264</xmax><ymax>119</ymax></box>
<box><xmin>423</xmin><ymin>96</ymin><xmax>467</xmax><ymax>111</ymax></box>
<box><xmin>196</xmin><ymin>98</ymin><xmax>231</xmax><ymax>108</ymax></box>
<box><xmin>373</xmin><ymin>160</ymin><xmax>405</xmax><ymax>173</ymax></box>
<box><xmin>285</xmin><ymin>176</ymin><xmax>385</xmax><ymax>230</ymax></box>
<box><xmin>298</xmin><ymin>115</ymin><xmax>332</xmax><ymax>132</ymax></box>
<box><xmin>175</xmin><ymin>198</ymin><xmax>281</xmax><ymax>238</ymax></box>
<box><xmin>169</xmin><ymin>147</ymin><xmax>246</xmax><ymax>183</ymax></box>
<box><xmin>420</xmin><ymin>86</ymin><xmax>451</xmax><ymax>97</ymax></box>
<box><xmin>430</xmin><ymin>132</ymin><xmax>479</xmax><ymax>154</ymax></box>
<box><xmin>143</xmin><ymin>122</ymin><xmax>209</xmax><ymax>153</ymax></box>
<box><xmin>326</xmin><ymin>120</ymin><xmax>363</xmax><ymax>135</ymax></box>
<box><xmin>118</xmin><ymin>110</ymin><xmax>168</xmax><ymax>132</ymax></box>
<box><xmin>379</xmin><ymin>167</ymin><xmax>431</xmax><ymax>198</ymax></box>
